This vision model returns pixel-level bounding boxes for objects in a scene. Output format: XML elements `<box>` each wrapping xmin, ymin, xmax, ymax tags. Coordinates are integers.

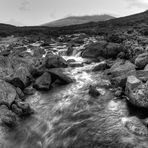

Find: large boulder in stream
<box><xmin>45</xmin><ymin>55</ymin><xmax>68</xmax><ymax>68</ymax></box>
<box><xmin>48</xmin><ymin>68</ymin><xmax>73</xmax><ymax>85</ymax></box>
<box><xmin>81</xmin><ymin>41</ymin><xmax>122</xmax><ymax>58</ymax></box>
<box><xmin>33</xmin><ymin>72</ymin><xmax>51</xmax><ymax>91</ymax></box>
<box><xmin>125</xmin><ymin>75</ymin><xmax>148</xmax><ymax>108</ymax></box>
<box><xmin>0</xmin><ymin>79</ymin><xmax>17</xmax><ymax>106</ymax></box>
<box><xmin>135</xmin><ymin>53</ymin><xmax>148</xmax><ymax>69</ymax></box>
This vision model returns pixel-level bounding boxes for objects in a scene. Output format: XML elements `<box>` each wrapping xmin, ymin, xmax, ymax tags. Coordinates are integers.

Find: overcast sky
<box><xmin>0</xmin><ymin>0</ymin><xmax>148</xmax><ymax>26</ymax></box>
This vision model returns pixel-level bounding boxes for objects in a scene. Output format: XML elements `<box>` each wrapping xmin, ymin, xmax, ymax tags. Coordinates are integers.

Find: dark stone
<box><xmin>45</xmin><ymin>55</ymin><xmax>68</xmax><ymax>68</ymax></box>
<box><xmin>92</xmin><ymin>61</ymin><xmax>109</xmax><ymax>71</ymax></box>
<box><xmin>33</xmin><ymin>72</ymin><xmax>51</xmax><ymax>91</ymax></box>
<box><xmin>48</xmin><ymin>68</ymin><xmax>73</xmax><ymax>85</ymax></box>
<box><xmin>88</xmin><ymin>85</ymin><xmax>100</xmax><ymax>97</ymax></box>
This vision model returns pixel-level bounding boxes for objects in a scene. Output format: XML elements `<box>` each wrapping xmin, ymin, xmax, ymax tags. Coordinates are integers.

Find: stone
<box><xmin>23</xmin><ymin>86</ymin><xmax>36</xmax><ymax>95</ymax></box>
<box><xmin>144</xmin><ymin>64</ymin><xmax>148</xmax><ymax>71</ymax></box>
<box><xmin>135</xmin><ymin>53</ymin><xmax>148</xmax><ymax>69</ymax></box>
<box><xmin>92</xmin><ymin>61</ymin><xmax>108</xmax><ymax>71</ymax></box>
<box><xmin>122</xmin><ymin>116</ymin><xmax>148</xmax><ymax>137</ymax></box>
<box><xmin>125</xmin><ymin>76</ymin><xmax>148</xmax><ymax>108</ymax></box>
<box><xmin>11</xmin><ymin>101</ymin><xmax>34</xmax><ymax>117</ymax></box>
<box><xmin>110</xmin><ymin>60</ymin><xmax>136</xmax><ymax>77</ymax></box>
<box><xmin>0</xmin><ymin>105</ymin><xmax>18</xmax><ymax>128</ymax></box>
<box><xmin>81</xmin><ymin>41</ymin><xmax>107</xmax><ymax>58</ymax></box>
<box><xmin>33</xmin><ymin>72</ymin><xmax>51</xmax><ymax>91</ymax></box>
<box><xmin>0</xmin><ymin>79</ymin><xmax>17</xmax><ymax>106</ymax></box>
<box><xmin>88</xmin><ymin>85</ymin><xmax>100</xmax><ymax>97</ymax></box>
<box><xmin>48</xmin><ymin>68</ymin><xmax>73</xmax><ymax>85</ymax></box>
<box><xmin>68</xmin><ymin>62</ymin><xmax>83</xmax><ymax>67</ymax></box>
<box><xmin>45</xmin><ymin>55</ymin><xmax>68</xmax><ymax>69</ymax></box>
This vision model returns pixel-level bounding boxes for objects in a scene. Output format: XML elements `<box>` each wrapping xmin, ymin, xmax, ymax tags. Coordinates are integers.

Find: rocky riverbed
<box><xmin>0</xmin><ymin>33</ymin><xmax>148</xmax><ymax>148</ymax></box>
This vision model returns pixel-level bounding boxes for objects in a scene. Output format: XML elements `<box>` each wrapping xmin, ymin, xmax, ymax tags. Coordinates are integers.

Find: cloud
<box><xmin>124</xmin><ymin>0</ymin><xmax>148</xmax><ymax>8</ymax></box>
<box><xmin>19</xmin><ymin>0</ymin><xmax>30</xmax><ymax>11</ymax></box>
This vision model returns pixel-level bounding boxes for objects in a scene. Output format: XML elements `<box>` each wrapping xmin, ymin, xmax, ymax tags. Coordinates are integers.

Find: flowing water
<box><xmin>1</xmin><ymin>43</ymin><xmax>148</xmax><ymax>148</ymax></box>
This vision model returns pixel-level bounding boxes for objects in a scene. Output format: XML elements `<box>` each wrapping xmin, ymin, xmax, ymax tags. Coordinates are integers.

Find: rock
<box><xmin>33</xmin><ymin>72</ymin><xmax>51</xmax><ymax>91</ymax></box>
<box><xmin>105</xmin><ymin>42</ymin><xmax>123</xmax><ymax>58</ymax></box>
<box><xmin>48</xmin><ymin>68</ymin><xmax>73</xmax><ymax>85</ymax></box>
<box><xmin>81</xmin><ymin>41</ymin><xmax>107</xmax><ymax>58</ymax></box>
<box><xmin>0</xmin><ymin>79</ymin><xmax>17</xmax><ymax>106</ymax></box>
<box><xmin>66</xmin><ymin>46</ymin><xmax>74</xmax><ymax>56</ymax></box>
<box><xmin>114</xmin><ymin>87</ymin><xmax>123</xmax><ymax>97</ymax></box>
<box><xmin>5</xmin><ymin>66</ymin><xmax>32</xmax><ymax>90</ymax></box>
<box><xmin>88</xmin><ymin>85</ymin><xmax>100</xmax><ymax>97</ymax></box>
<box><xmin>92</xmin><ymin>61</ymin><xmax>108</xmax><ymax>71</ymax></box>
<box><xmin>68</xmin><ymin>62</ymin><xmax>83</xmax><ymax>67</ymax></box>
<box><xmin>144</xmin><ymin>64</ymin><xmax>148</xmax><ymax>71</ymax></box>
<box><xmin>16</xmin><ymin>87</ymin><xmax>25</xmax><ymax>99</ymax></box>
<box><xmin>135</xmin><ymin>53</ymin><xmax>148</xmax><ymax>69</ymax></box>
<box><xmin>45</xmin><ymin>55</ymin><xmax>68</xmax><ymax>69</ymax></box>
<box><xmin>0</xmin><ymin>105</ymin><xmax>18</xmax><ymax>128</ymax></box>
<box><xmin>122</xmin><ymin>116</ymin><xmax>148</xmax><ymax>137</ymax></box>
<box><xmin>67</xmin><ymin>59</ymin><xmax>76</xmax><ymax>63</ymax></box>
<box><xmin>110</xmin><ymin>60</ymin><xmax>136</xmax><ymax>77</ymax></box>
<box><xmin>11</xmin><ymin>101</ymin><xmax>34</xmax><ymax>117</ymax></box>
<box><xmin>117</xmin><ymin>52</ymin><xmax>126</xmax><ymax>59</ymax></box>
<box><xmin>125</xmin><ymin>75</ymin><xmax>148</xmax><ymax>108</ymax></box>
<box><xmin>126</xmin><ymin>75</ymin><xmax>142</xmax><ymax>91</ymax></box>
<box><xmin>23</xmin><ymin>86</ymin><xmax>36</xmax><ymax>95</ymax></box>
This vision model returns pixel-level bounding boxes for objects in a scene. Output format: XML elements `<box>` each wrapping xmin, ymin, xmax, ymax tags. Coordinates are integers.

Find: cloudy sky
<box><xmin>0</xmin><ymin>0</ymin><xmax>148</xmax><ymax>26</ymax></box>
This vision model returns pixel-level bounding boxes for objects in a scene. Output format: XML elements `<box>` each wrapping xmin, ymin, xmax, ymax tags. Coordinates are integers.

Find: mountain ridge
<box><xmin>42</xmin><ymin>14</ymin><xmax>115</xmax><ymax>27</ymax></box>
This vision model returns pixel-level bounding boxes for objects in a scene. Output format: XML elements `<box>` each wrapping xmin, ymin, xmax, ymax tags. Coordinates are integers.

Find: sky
<box><xmin>0</xmin><ymin>0</ymin><xmax>148</xmax><ymax>26</ymax></box>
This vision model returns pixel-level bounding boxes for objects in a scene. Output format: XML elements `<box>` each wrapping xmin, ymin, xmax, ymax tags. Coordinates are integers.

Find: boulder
<box><xmin>45</xmin><ymin>55</ymin><xmax>68</xmax><ymax>69</ymax></box>
<box><xmin>66</xmin><ymin>46</ymin><xmax>74</xmax><ymax>56</ymax></box>
<box><xmin>5</xmin><ymin>66</ymin><xmax>32</xmax><ymax>90</ymax></box>
<box><xmin>125</xmin><ymin>75</ymin><xmax>148</xmax><ymax>108</ymax></box>
<box><xmin>48</xmin><ymin>68</ymin><xmax>73</xmax><ymax>85</ymax></box>
<box><xmin>88</xmin><ymin>85</ymin><xmax>100</xmax><ymax>97</ymax></box>
<box><xmin>81</xmin><ymin>41</ymin><xmax>122</xmax><ymax>59</ymax></box>
<box><xmin>92</xmin><ymin>61</ymin><xmax>108</xmax><ymax>71</ymax></box>
<box><xmin>105</xmin><ymin>42</ymin><xmax>123</xmax><ymax>58</ymax></box>
<box><xmin>81</xmin><ymin>41</ymin><xmax>107</xmax><ymax>58</ymax></box>
<box><xmin>144</xmin><ymin>64</ymin><xmax>148</xmax><ymax>71</ymax></box>
<box><xmin>0</xmin><ymin>79</ymin><xmax>17</xmax><ymax>106</ymax></box>
<box><xmin>122</xmin><ymin>116</ymin><xmax>148</xmax><ymax>137</ymax></box>
<box><xmin>0</xmin><ymin>105</ymin><xmax>18</xmax><ymax>128</ymax></box>
<box><xmin>135</xmin><ymin>53</ymin><xmax>148</xmax><ymax>69</ymax></box>
<box><xmin>110</xmin><ymin>60</ymin><xmax>136</xmax><ymax>77</ymax></box>
<box><xmin>33</xmin><ymin>72</ymin><xmax>51</xmax><ymax>91</ymax></box>
<box><xmin>11</xmin><ymin>101</ymin><xmax>34</xmax><ymax>117</ymax></box>
<box><xmin>23</xmin><ymin>86</ymin><xmax>36</xmax><ymax>95</ymax></box>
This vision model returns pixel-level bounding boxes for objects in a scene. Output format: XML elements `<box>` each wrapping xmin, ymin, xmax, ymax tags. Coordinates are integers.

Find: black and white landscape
<box><xmin>1</xmin><ymin>0</ymin><xmax>148</xmax><ymax>148</ymax></box>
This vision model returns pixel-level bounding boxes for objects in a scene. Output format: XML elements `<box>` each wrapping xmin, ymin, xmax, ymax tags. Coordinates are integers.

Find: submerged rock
<box><xmin>33</xmin><ymin>72</ymin><xmax>51</xmax><ymax>91</ymax></box>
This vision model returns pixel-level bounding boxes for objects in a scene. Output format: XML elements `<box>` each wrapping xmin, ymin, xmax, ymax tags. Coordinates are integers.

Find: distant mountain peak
<box><xmin>42</xmin><ymin>14</ymin><xmax>115</xmax><ymax>27</ymax></box>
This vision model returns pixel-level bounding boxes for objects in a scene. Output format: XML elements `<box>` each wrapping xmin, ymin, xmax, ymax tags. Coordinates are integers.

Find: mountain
<box><xmin>1</xmin><ymin>10</ymin><xmax>148</xmax><ymax>37</ymax></box>
<box><xmin>42</xmin><ymin>15</ymin><xmax>115</xmax><ymax>27</ymax></box>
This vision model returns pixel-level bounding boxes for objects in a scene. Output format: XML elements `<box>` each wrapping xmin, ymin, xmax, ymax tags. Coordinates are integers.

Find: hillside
<box><xmin>42</xmin><ymin>15</ymin><xmax>115</xmax><ymax>27</ymax></box>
